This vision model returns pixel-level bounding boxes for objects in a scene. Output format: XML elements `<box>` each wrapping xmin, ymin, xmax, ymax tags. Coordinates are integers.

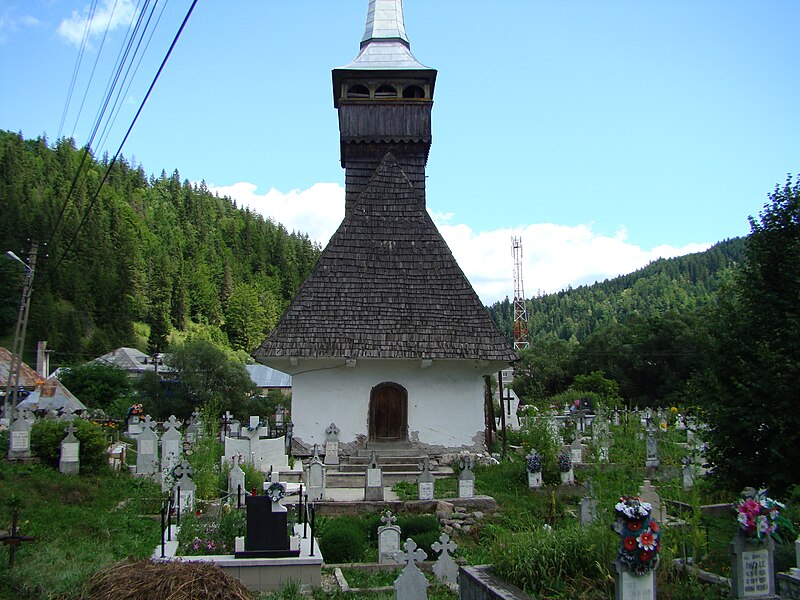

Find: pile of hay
<box><xmin>82</xmin><ymin>559</ymin><xmax>253</xmax><ymax>600</ymax></box>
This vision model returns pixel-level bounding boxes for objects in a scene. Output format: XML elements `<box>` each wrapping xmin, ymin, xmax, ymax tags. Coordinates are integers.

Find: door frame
<box><xmin>368</xmin><ymin>382</ymin><xmax>408</xmax><ymax>441</ymax></box>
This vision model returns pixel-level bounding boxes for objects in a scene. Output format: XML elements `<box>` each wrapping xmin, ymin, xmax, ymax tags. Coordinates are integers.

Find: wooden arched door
<box><xmin>369</xmin><ymin>382</ymin><xmax>407</xmax><ymax>441</ymax></box>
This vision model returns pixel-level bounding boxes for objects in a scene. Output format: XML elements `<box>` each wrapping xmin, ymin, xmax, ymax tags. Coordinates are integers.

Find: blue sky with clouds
<box><xmin>1</xmin><ymin>1</ymin><xmax>799</xmax><ymax>303</ymax></box>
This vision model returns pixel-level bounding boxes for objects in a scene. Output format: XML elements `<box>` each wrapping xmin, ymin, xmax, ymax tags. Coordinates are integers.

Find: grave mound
<box><xmin>83</xmin><ymin>558</ymin><xmax>252</xmax><ymax>600</ymax></box>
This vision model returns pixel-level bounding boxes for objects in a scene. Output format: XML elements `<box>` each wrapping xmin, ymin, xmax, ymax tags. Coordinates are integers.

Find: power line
<box><xmin>47</xmin><ymin>0</ymin><xmax>199</xmax><ymax>279</ymax></box>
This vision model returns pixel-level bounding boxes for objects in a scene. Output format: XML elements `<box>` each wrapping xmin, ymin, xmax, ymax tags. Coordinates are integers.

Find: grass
<box><xmin>0</xmin><ymin>461</ymin><xmax>162</xmax><ymax>600</ymax></box>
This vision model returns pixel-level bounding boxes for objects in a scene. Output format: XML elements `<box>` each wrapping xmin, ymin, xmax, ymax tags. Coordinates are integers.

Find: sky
<box><xmin>1</xmin><ymin>1</ymin><xmax>799</xmax><ymax>305</ymax></box>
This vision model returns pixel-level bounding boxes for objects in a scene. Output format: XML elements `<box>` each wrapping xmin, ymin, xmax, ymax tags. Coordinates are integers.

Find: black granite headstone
<box><xmin>235</xmin><ymin>496</ymin><xmax>298</xmax><ymax>558</ymax></box>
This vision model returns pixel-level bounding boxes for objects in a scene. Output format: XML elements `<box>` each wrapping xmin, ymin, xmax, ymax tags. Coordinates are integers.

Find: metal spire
<box><xmin>361</xmin><ymin>0</ymin><xmax>409</xmax><ymax>49</ymax></box>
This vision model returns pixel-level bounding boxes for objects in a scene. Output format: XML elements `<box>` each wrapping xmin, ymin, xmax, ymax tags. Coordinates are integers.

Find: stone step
<box><xmin>335</xmin><ymin>462</ymin><xmax>424</xmax><ymax>473</ymax></box>
<box><xmin>325</xmin><ymin>466</ymin><xmax>453</xmax><ymax>488</ymax></box>
<box><xmin>346</xmin><ymin>455</ymin><xmax>431</xmax><ymax>466</ymax></box>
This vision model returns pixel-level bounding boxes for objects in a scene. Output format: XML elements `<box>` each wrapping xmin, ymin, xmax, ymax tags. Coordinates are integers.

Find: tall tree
<box><xmin>700</xmin><ymin>175</ymin><xmax>800</xmax><ymax>495</ymax></box>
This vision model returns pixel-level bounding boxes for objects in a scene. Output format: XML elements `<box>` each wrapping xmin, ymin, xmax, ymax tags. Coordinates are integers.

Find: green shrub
<box><xmin>317</xmin><ymin>520</ymin><xmax>367</xmax><ymax>564</ymax></box>
<box><xmin>30</xmin><ymin>418</ymin><xmax>108</xmax><ymax>474</ymax></box>
<box><xmin>508</xmin><ymin>413</ymin><xmax>563</xmax><ymax>485</ymax></box>
<box><xmin>187</xmin><ymin>435</ymin><xmax>223</xmax><ymax>501</ymax></box>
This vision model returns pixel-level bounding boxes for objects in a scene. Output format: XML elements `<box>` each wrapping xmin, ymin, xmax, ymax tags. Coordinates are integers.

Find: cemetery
<box><xmin>2</xmin><ymin>399</ymin><xmax>799</xmax><ymax>600</ymax></box>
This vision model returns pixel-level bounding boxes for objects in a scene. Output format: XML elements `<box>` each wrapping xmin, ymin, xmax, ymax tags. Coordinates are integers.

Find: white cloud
<box><xmin>207</xmin><ymin>181</ymin><xmax>345</xmax><ymax>245</ymax></box>
<box><xmin>58</xmin><ymin>0</ymin><xmax>135</xmax><ymax>46</ymax></box>
<box><xmin>211</xmin><ymin>180</ymin><xmax>712</xmax><ymax>305</ymax></box>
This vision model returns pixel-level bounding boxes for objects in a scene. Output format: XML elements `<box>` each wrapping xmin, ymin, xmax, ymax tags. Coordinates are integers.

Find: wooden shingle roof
<box><xmin>253</xmin><ymin>152</ymin><xmax>517</xmax><ymax>363</ymax></box>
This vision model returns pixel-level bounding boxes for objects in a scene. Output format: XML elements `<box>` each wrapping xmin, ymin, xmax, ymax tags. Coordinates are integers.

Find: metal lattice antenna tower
<box><xmin>511</xmin><ymin>236</ymin><xmax>529</xmax><ymax>350</ymax></box>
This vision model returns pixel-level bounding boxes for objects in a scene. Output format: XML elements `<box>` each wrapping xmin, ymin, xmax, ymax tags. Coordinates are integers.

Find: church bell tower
<box><xmin>332</xmin><ymin>0</ymin><xmax>437</xmax><ymax>215</ymax></box>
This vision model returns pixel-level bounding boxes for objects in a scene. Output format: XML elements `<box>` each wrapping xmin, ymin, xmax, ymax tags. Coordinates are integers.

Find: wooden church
<box><xmin>253</xmin><ymin>0</ymin><xmax>517</xmax><ymax>457</ymax></box>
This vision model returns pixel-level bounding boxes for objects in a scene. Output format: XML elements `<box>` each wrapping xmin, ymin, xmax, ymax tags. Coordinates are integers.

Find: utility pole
<box><xmin>3</xmin><ymin>241</ymin><xmax>39</xmax><ymax>419</ymax></box>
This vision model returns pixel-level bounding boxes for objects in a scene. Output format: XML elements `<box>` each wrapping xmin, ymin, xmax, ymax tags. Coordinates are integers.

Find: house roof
<box><xmin>93</xmin><ymin>347</ymin><xmax>171</xmax><ymax>374</ymax></box>
<box><xmin>18</xmin><ymin>377</ymin><xmax>87</xmax><ymax>413</ymax></box>
<box><xmin>0</xmin><ymin>347</ymin><xmax>45</xmax><ymax>388</ymax></box>
<box><xmin>245</xmin><ymin>364</ymin><xmax>292</xmax><ymax>388</ymax></box>
<box><xmin>253</xmin><ymin>152</ymin><xmax>518</xmax><ymax>363</ymax></box>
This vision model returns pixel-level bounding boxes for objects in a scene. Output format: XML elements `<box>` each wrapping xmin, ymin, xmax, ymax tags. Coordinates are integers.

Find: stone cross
<box><xmin>324</xmin><ymin>422</ymin><xmax>340</xmax><ymax>466</ymax></box>
<box><xmin>8</xmin><ymin>409</ymin><xmax>32</xmax><ymax>461</ymax></box>
<box><xmin>431</xmin><ymin>532</ymin><xmax>458</xmax><ymax>585</ymax></box>
<box><xmin>164</xmin><ymin>415</ymin><xmax>181</xmax><ymax>432</ymax></box>
<box><xmin>135</xmin><ymin>414</ymin><xmax>159</xmax><ymax>476</ymax></box>
<box><xmin>393</xmin><ymin>538</ymin><xmax>429</xmax><ymax>600</ymax></box>
<box><xmin>645</xmin><ymin>432</ymin><xmax>660</xmax><ymax>469</ymax></box>
<box><xmin>458</xmin><ymin>456</ymin><xmax>475</xmax><ymax>499</ymax></box>
<box><xmin>307</xmin><ymin>447</ymin><xmax>326</xmax><ymax>501</ymax></box>
<box><xmin>381</xmin><ymin>510</ymin><xmax>397</xmax><ymax>527</ymax></box>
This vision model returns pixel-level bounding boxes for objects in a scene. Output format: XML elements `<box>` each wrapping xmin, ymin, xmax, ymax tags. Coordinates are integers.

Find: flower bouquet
<box><xmin>557</xmin><ymin>450</ymin><xmax>572</xmax><ymax>473</ymax></box>
<box><xmin>735</xmin><ymin>488</ymin><xmax>790</xmax><ymax>542</ymax></box>
<box><xmin>526</xmin><ymin>450</ymin><xmax>542</xmax><ymax>473</ymax></box>
<box><xmin>613</xmin><ymin>496</ymin><xmax>661</xmax><ymax>575</ymax></box>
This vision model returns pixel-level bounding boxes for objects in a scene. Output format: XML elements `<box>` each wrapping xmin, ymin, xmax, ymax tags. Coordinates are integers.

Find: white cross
<box><xmin>394</xmin><ymin>538</ymin><xmax>427</xmax><ymax>567</ymax></box>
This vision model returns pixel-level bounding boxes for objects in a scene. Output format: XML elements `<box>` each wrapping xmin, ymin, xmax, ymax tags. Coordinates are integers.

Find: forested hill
<box><xmin>0</xmin><ymin>131</ymin><xmax>320</xmax><ymax>365</ymax></box>
<box><xmin>487</xmin><ymin>237</ymin><xmax>746</xmax><ymax>342</ymax></box>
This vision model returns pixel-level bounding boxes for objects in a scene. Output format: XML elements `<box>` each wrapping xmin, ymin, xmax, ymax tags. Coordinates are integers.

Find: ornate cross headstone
<box><xmin>307</xmin><ymin>445</ymin><xmax>326</xmax><ymax>501</ymax></box>
<box><xmin>393</xmin><ymin>538</ymin><xmax>429</xmax><ymax>600</ymax></box>
<box><xmin>458</xmin><ymin>456</ymin><xmax>475</xmax><ymax>499</ymax></box>
<box><xmin>220</xmin><ymin>410</ymin><xmax>234</xmax><ymax>441</ymax></box>
<box><xmin>324</xmin><ymin>422</ymin><xmax>340</xmax><ymax>466</ymax></box>
<box><xmin>185</xmin><ymin>409</ymin><xmax>200</xmax><ymax>445</ymax></box>
<box><xmin>135</xmin><ymin>415</ymin><xmax>159</xmax><ymax>476</ymax></box>
<box><xmin>431</xmin><ymin>532</ymin><xmax>458</xmax><ymax>585</ymax></box>
<box><xmin>173</xmin><ymin>459</ymin><xmax>196</xmax><ymax>513</ymax></box>
<box><xmin>160</xmin><ymin>415</ymin><xmax>182</xmax><ymax>491</ymax></box>
<box><xmin>59</xmin><ymin>423</ymin><xmax>80</xmax><ymax>475</ymax></box>
<box><xmin>418</xmin><ymin>457</ymin><xmax>435</xmax><ymax>501</ymax></box>
<box><xmin>377</xmin><ymin>510</ymin><xmax>401</xmax><ymax>564</ymax></box>
<box><xmin>364</xmin><ymin>450</ymin><xmax>384</xmax><ymax>501</ymax></box>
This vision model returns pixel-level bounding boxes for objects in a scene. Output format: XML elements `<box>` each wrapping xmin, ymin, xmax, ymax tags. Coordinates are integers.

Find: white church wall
<box><xmin>290</xmin><ymin>359</ymin><xmax>489</xmax><ymax>451</ymax></box>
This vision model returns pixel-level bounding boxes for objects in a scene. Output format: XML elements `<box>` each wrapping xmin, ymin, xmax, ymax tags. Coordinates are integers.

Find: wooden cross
<box><xmin>381</xmin><ymin>510</ymin><xmax>397</xmax><ymax>527</ymax></box>
<box><xmin>394</xmin><ymin>538</ymin><xmax>427</xmax><ymax>567</ymax></box>
<box><xmin>0</xmin><ymin>508</ymin><xmax>36</xmax><ymax>569</ymax></box>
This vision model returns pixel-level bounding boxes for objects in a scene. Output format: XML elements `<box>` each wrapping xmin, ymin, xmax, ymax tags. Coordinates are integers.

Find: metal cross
<box><xmin>0</xmin><ymin>508</ymin><xmax>36</xmax><ymax>569</ymax></box>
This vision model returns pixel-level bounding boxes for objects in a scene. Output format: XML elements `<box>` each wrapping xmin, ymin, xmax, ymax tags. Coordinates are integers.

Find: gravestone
<box><xmin>8</xmin><ymin>408</ymin><xmax>32</xmax><ymax>461</ymax></box>
<box><xmin>135</xmin><ymin>415</ymin><xmax>159</xmax><ymax>475</ymax></box>
<box><xmin>731</xmin><ymin>532</ymin><xmax>779</xmax><ymax>599</ymax></box>
<box><xmin>323</xmin><ymin>422</ymin><xmax>340</xmax><ymax>466</ymax></box>
<box><xmin>645</xmin><ymin>432</ymin><xmax>659</xmax><ymax>469</ymax></box>
<box><xmin>417</xmin><ymin>457</ymin><xmax>435</xmax><ymax>501</ymax></box>
<box><xmin>364</xmin><ymin>451</ymin><xmax>384</xmax><ymax>501</ymax></box>
<box><xmin>127</xmin><ymin>414</ymin><xmax>143</xmax><ymax>436</ymax></box>
<box><xmin>558</xmin><ymin>447</ymin><xmax>574</xmax><ymax>485</ymax></box>
<box><xmin>570</xmin><ymin>437</ymin><xmax>583</xmax><ymax>464</ymax></box>
<box><xmin>681</xmin><ymin>456</ymin><xmax>694</xmax><ymax>491</ymax></box>
<box><xmin>235</xmin><ymin>481</ymin><xmax>298</xmax><ymax>558</ymax></box>
<box><xmin>307</xmin><ymin>446</ymin><xmax>326</xmax><ymax>501</ymax></box>
<box><xmin>615</xmin><ymin>568</ymin><xmax>655</xmax><ymax>600</ymax></box>
<box><xmin>526</xmin><ymin>449</ymin><xmax>543</xmax><ymax>489</ymax></box>
<box><xmin>377</xmin><ymin>510</ymin><xmax>401</xmax><ymax>565</ymax></box>
<box><xmin>220</xmin><ymin>410</ymin><xmax>234</xmax><ymax>440</ymax></box>
<box><xmin>274</xmin><ymin>404</ymin><xmax>284</xmax><ymax>429</ymax></box>
<box><xmin>580</xmin><ymin>495</ymin><xmax>598</xmax><ymax>525</ymax></box>
<box><xmin>777</xmin><ymin>536</ymin><xmax>800</xmax><ymax>598</ymax></box>
<box><xmin>173</xmin><ymin>459</ymin><xmax>196</xmax><ymax>513</ymax></box>
<box><xmin>393</xmin><ymin>538</ymin><xmax>428</xmax><ymax>600</ymax></box>
<box><xmin>458</xmin><ymin>456</ymin><xmax>475</xmax><ymax>499</ymax></box>
<box><xmin>228</xmin><ymin>456</ymin><xmax>246</xmax><ymax>505</ymax></box>
<box><xmin>638</xmin><ymin>480</ymin><xmax>666</xmax><ymax>523</ymax></box>
<box><xmin>59</xmin><ymin>423</ymin><xmax>80</xmax><ymax>475</ymax></box>
<box><xmin>431</xmin><ymin>532</ymin><xmax>458</xmax><ymax>585</ymax></box>
<box><xmin>184</xmin><ymin>409</ymin><xmax>201</xmax><ymax>445</ymax></box>
<box><xmin>160</xmin><ymin>415</ymin><xmax>182</xmax><ymax>490</ymax></box>
<box><xmin>599</xmin><ymin>436</ymin><xmax>610</xmax><ymax>462</ymax></box>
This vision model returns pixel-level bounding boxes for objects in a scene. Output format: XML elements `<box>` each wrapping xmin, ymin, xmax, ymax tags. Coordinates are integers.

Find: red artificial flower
<box><xmin>628</xmin><ymin>520</ymin><xmax>642</xmax><ymax>532</ymax></box>
<box><xmin>650</xmin><ymin>520</ymin><xmax>660</xmax><ymax>533</ymax></box>
<box><xmin>637</xmin><ymin>531</ymin><xmax>657</xmax><ymax>551</ymax></box>
<box><xmin>624</xmin><ymin>536</ymin><xmax>638</xmax><ymax>551</ymax></box>
<box><xmin>640</xmin><ymin>550</ymin><xmax>653</xmax><ymax>562</ymax></box>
